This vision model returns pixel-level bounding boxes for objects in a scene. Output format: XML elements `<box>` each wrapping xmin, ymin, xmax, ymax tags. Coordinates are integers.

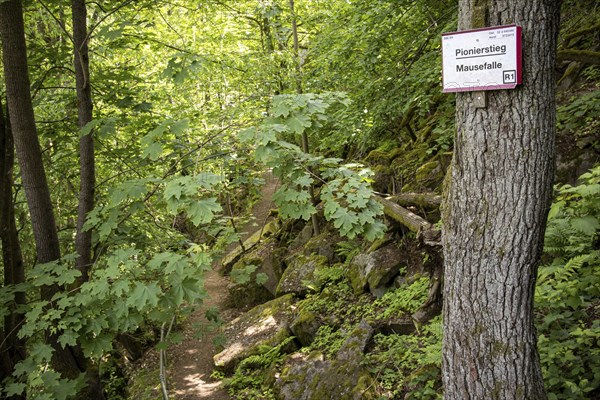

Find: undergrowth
<box><xmin>536</xmin><ymin>164</ymin><xmax>600</xmax><ymax>399</ymax></box>
<box><xmin>223</xmin><ymin>337</ymin><xmax>296</xmax><ymax>400</ymax></box>
<box><xmin>224</xmin><ymin>165</ymin><xmax>600</xmax><ymax>399</ymax></box>
<box><xmin>364</xmin><ymin>317</ymin><xmax>442</xmax><ymax>399</ymax></box>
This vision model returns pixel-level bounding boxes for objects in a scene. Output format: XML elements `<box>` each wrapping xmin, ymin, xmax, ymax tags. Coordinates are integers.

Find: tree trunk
<box><xmin>0</xmin><ymin>1</ymin><xmax>99</xmax><ymax>395</ymax></box>
<box><xmin>0</xmin><ymin>0</ymin><xmax>61</xmax><ymax>266</ymax></box>
<box><xmin>72</xmin><ymin>0</ymin><xmax>95</xmax><ymax>283</ymax></box>
<box><xmin>289</xmin><ymin>0</ymin><xmax>320</xmax><ymax>237</ymax></box>
<box><xmin>0</xmin><ymin>98</ymin><xmax>26</xmax><ymax>400</ymax></box>
<box><xmin>442</xmin><ymin>1</ymin><xmax>561</xmax><ymax>399</ymax></box>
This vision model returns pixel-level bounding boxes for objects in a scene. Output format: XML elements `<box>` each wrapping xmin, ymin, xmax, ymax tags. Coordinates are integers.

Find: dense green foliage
<box><xmin>0</xmin><ymin>0</ymin><xmax>598</xmax><ymax>398</ymax></box>
<box><xmin>536</xmin><ymin>166</ymin><xmax>600</xmax><ymax>399</ymax></box>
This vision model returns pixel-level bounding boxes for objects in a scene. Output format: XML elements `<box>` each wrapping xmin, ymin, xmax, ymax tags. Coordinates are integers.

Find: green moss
<box><xmin>415</xmin><ymin>161</ymin><xmax>441</xmax><ymax>183</ymax></box>
<box><xmin>126</xmin><ymin>365</ymin><xmax>162</xmax><ymax>400</ymax></box>
<box><xmin>275</xmin><ymin>254</ymin><xmax>329</xmax><ymax>297</ymax></box>
<box><xmin>367</xmin><ymin>236</ymin><xmax>392</xmax><ymax>253</ymax></box>
<box><xmin>491</xmin><ymin>381</ymin><xmax>503</xmax><ymax>400</ymax></box>
<box><xmin>491</xmin><ymin>341</ymin><xmax>510</xmax><ymax>358</ymax></box>
<box><xmin>290</xmin><ymin>308</ymin><xmax>319</xmax><ymax>346</ymax></box>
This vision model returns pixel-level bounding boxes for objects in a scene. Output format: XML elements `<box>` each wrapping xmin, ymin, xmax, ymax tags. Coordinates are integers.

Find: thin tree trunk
<box><xmin>70</xmin><ymin>3</ymin><xmax>105</xmax><ymax>397</ymax></box>
<box><xmin>442</xmin><ymin>1</ymin><xmax>561</xmax><ymax>399</ymax></box>
<box><xmin>0</xmin><ymin>98</ymin><xmax>26</xmax><ymax>400</ymax></box>
<box><xmin>72</xmin><ymin>0</ymin><xmax>95</xmax><ymax>283</ymax></box>
<box><xmin>289</xmin><ymin>0</ymin><xmax>320</xmax><ymax>236</ymax></box>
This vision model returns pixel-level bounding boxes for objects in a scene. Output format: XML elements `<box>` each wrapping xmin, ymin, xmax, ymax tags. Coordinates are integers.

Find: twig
<box><xmin>159</xmin><ymin>315</ymin><xmax>176</xmax><ymax>400</ymax></box>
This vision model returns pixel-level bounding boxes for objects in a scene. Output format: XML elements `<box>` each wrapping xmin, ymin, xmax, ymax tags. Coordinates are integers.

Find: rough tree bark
<box><xmin>0</xmin><ymin>0</ymin><xmax>61</xmax><ymax>266</ymax></box>
<box><xmin>72</xmin><ymin>0</ymin><xmax>95</xmax><ymax>283</ymax></box>
<box><xmin>442</xmin><ymin>1</ymin><xmax>561</xmax><ymax>399</ymax></box>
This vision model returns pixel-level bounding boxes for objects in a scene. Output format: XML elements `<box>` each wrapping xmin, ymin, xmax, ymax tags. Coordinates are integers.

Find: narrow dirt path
<box><xmin>169</xmin><ymin>172</ymin><xmax>279</xmax><ymax>400</ymax></box>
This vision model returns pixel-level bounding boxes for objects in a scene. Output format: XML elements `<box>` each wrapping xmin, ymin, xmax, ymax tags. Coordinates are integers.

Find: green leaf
<box><xmin>30</xmin><ymin>342</ymin><xmax>54</xmax><ymax>362</ymax></box>
<box><xmin>128</xmin><ymin>282</ymin><xmax>161</xmax><ymax>311</ymax></box>
<box><xmin>287</xmin><ymin>114</ymin><xmax>312</xmax><ymax>134</ymax></box>
<box><xmin>79</xmin><ymin>119</ymin><xmax>101</xmax><ymax>138</ymax></box>
<box><xmin>272</xmin><ymin>99</ymin><xmax>292</xmax><ymax>117</ymax></box>
<box><xmin>171</xmin><ymin>119</ymin><xmax>189</xmax><ymax>135</ymax></box>
<box><xmin>51</xmin><ymin>377</ymin><xmax>84</xmax><ymax>400</ymax></box>
<box><xmin>4</xmin><ymin>382</ymin><xmax>26</xmax><ymax>397</ymax></box>
<box><xmin>81</xmin><ymin>334</ymin><xmax>113</xmax><ymax>358</ymax></box>
<box><xmin>56</xmin><ymin>269</ymin><xmax>81</xmax><ymax>286</ymax></box>
<box><xmin>571</xmin><ymin>216</ymin><xmax>599</xmax><ymax>235</ymax></box>
<box><xmin>164</xmin><ymin>179</ymin><xmax>185</xmax><ymax>201</ymax></box>
<box><xmin>58</xmin><ymin>330</ymin><xmax>78</xmax><ymax>348</ymax></box>
<box><xmin>142</xmin><ymin>142</ymin><xmax>163</xmax><ymax>160</ymax></box>
<box><xmin>255</xmin><ymin>272</ymin><xmax>269</xmax><ymax>286</ymax></box>
<box><xmin>231</xmin><ymin>265</ymin><xmax>258</xmax><ymax>285</ymax></box>
<box><xmin>187</xmin><ymin>198</ymin><xmax>222</xmax><ymax>226</ymax></box>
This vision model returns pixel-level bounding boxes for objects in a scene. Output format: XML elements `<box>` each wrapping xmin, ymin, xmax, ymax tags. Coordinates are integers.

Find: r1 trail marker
<box><xmin>442</xmin><ymin>25</ymin><xmax>522</xmax><ymax>93</ymax></box>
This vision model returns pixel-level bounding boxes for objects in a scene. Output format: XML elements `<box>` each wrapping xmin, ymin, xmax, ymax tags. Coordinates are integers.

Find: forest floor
<box><xmin>169</xmin><ymin>171</ymin><xmax>279</xmax><ymax>400</ymax></box>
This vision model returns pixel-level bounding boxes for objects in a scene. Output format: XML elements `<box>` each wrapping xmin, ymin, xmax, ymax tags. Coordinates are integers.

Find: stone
<box><xmin>289</xmin><ymin>308</ymin><xmax>320</xmax><ymax>347</ymax></box>
<box><xmin>226</xmin><ymin>237</ymin><xmax>286</xmax><ymax>308</ymax></box>
<box><xmin>348</xmin><ymin>243</ymin><xmax>404</xmax><ymax>295</ymax></box>
<box><xmin>373</xmin><ymin>317</ymin><xmax>416</xmax><ymax>336</ymax></box>
<box><xmin>289</xmin><ymin>222</ymin><xmax>314</xmax><ymax>251</ymax></box>
<box><xmin>213</xmin><ymin>294</ymin><xmax>297</xmax><ymax>372</ymax></box>
<box><xmin>221</xmin><ymin>219</ymin><xmax>280</xmax><ymax>272</ymax></box>
<box><xmin>303</xmin><ymin>230</ymin><xmax>343</xmax><ymax>264</ymax></box>
<box><xmin>276</xmin><ymin>254</ymin><xmax>328</xmax><ymax>297</ymax></box>
<box><xmin>274</xmin><ymin>320</ymin><xmax>377</xmax><ymax>400</ymax></box>
<box><xmin>414</xmin><ymin>160</ymin><xmax>444</xmax><ymax>191</ymax></box>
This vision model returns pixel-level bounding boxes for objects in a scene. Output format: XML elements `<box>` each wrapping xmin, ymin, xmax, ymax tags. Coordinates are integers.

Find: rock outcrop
<box><xmin>348</xmin><ymin>243</ymin><xmax>404</xmax><ymax>296</ymax></box>
<box><xmin>213</xmin><ymin>294</ymin><xmax>297</xmax><ymax>372</ymax></box>
<box><xmin>276</xmin><ymin>254</ymin><xmax>328</xmax><ymax>297</ymax></box>
<box><xmin>274</xmin><ymin>320</ymin><xmax>377</xmax><ymax>400</ymax></box>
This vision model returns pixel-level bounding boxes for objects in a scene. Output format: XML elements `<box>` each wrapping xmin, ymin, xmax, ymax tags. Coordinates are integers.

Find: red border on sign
<box><xmin>441</xmin><ymin>24</ymin><xmax>522</xmax><ymax>93</ymax></box>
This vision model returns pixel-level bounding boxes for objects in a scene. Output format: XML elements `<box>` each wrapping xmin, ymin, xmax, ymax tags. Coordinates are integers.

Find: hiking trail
<box><xmin>169</xmin><ymin>172</ymin><xmax>279</xmax><ymax>399</ymax></box>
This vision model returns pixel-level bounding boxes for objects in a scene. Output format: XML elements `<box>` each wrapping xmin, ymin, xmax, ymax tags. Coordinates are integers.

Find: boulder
<box><xmin>226</xmin><ymin>238</ymin><xmax>286</xmax><ymax>308</ymax></box>
<box><xmin>213</xmin><ymin>294</ymin><xmax>297</xmax><ymax>372</ymax></box>
<box><xmin>348</xmin><ymin>243</ymin><xmax>404</xmax><ymax>295</ymax></box>
<box><xmin>303</xmin><ymin>231</ymin><xmax>343</xmax><ymax>264</ymax></box>
<box><xmin>274</xmin><ymin>320</ymin><xmax>377</xmax><ymax>400</ymax></box>
<box><xmin>288</xmin><ymin>222</ymin><xmax>314</xmax><ymax>251</ymax></box>
<box><xmin>221</xmin><ymin>219</ymin><xmax>280</xmax><ymax>272</ymax></box>
<box><xmin>276</xmin><ymin>254</ymin><xmax>328</xmax><ymax>297</ymax></box>
<box><xmin>289</xmin><ymin>307</ymin><xmax>320</xmax><ymax>346</ymax></box>
<box><xmin>414</xmin><ymin>160</ymin><xmax>444</xmax><ymax>191</ymax></box>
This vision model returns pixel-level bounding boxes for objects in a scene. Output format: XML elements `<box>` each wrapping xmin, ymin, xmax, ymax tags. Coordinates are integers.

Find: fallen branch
<box><xmin>388</xmin><ymin>192</ymin><xmax>442</xmax><ymax>209</ymax></box>
<box><xmin>557</xmin><ymin>49</ymin><xmax>600</xmax><ymax>65</ymax></box>
<box><xmin>373</xmin><ymin>195</ymin><xmax>441</xmax><ymax>246</ymax></box>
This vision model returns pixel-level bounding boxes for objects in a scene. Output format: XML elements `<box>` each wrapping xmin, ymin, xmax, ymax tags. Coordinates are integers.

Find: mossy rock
<box><xmin>276</xmin><ymin>254</ymin><xmax>329</xmax><ymax>297</ymax></box>
<box><xmin>226</xmin><ymin>245</ymin><xmax>276</xmax><ymax>308</ymax></box>
<box><xmin>289</xmin><ymin>307</ymin><xmax>320</xmax><ymax>346</ymax></box>
<box><xmin>407</xmin><ymin>160</ymin><xmax>444</xmax><ymax>192</ymax></box>
<box><xmin>274</xmin><ymin>321</ymin><xmax>377</xmax><ymax>400</ymax></box>
<box><xmin>288</xmin><ymin>222</ymin><xmax>314</xmax><ymax>252</ymax></box>
<box><xmin>303</xmin><ymin>230</ymin><xmax>343</xmax><ymax>264</ymax></box>
<box><xmin>348</xmin><ymin>243</ymin><xmax>404</xmax><ymax>296</ymax></box>
<box><xmin>221</xmin><ymin>220</ymin><xmax>279</xmax><ymax>272</ymax></box>
<box><xmin>371</xmin><ymin>164</ymin><xmax>394</xmax><ymax>194</ymax></box>
<box><xmin>365</xmin><ymin>148</ymin><xmax>394</xmax><ymax>166</ymax></box>
<box><xmin>213</xmin><ymin>294</ymin><xmax>297</xmax><ymax>372</ymax></box>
